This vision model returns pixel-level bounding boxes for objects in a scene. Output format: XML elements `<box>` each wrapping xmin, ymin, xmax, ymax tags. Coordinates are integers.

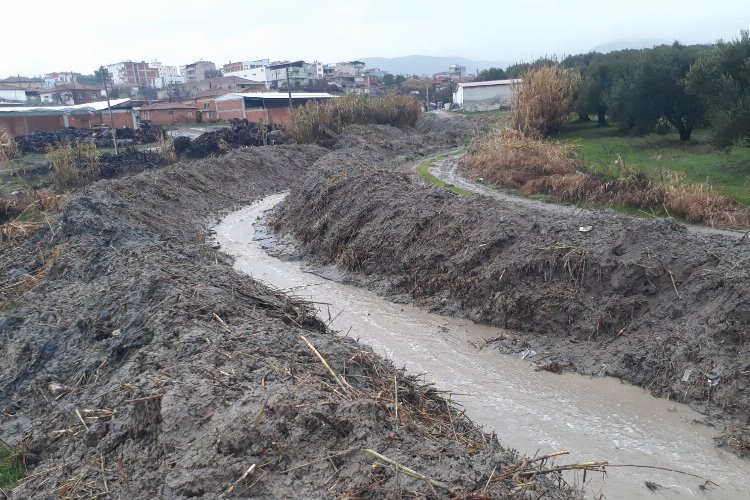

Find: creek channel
<box><xmin>213</xmin><ymin>193</ymin><xmax>750</xmax><ymax>500</ymax></box>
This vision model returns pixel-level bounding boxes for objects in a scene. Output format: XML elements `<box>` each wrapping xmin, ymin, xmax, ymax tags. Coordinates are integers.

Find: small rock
<box><xmin>48</xmin><ymin>382</ymin><xmax>69</xmax><ymax>397</ymax></box>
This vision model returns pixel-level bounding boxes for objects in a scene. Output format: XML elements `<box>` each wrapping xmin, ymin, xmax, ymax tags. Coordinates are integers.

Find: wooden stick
<box><xmin>300</xmin><ymin>336</ymin><xmax>353</xmax><ymax>397</ymax></box>
<box><xmin>75</xmin><ymin>408</ymin><xmax>89</xmax><ymax>431</ymax></box>
<box><xmin>394</xmin><ymin>376</ymin><xmax>399</xmax><ymax>427</ymax></box>
<box><xmin>221</xmin><ymin>463</ymin><xmax>256</xmax><ymax>497</ymax></box>
<box><xmin>124</xmin><ymin>394</ymin><xmax>164</xmax><ymax>404</ymax></box>
<box><xmin>364</xmin><ymin>449</ymin><xmax>448</xmax><ymax>489</ymax></box>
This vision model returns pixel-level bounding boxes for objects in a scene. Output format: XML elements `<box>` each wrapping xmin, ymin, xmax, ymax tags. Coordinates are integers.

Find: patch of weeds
<box><xmin>0</xmin><ymin>443</ymin><xmax>25</xmax><ymax>489</ymax></box>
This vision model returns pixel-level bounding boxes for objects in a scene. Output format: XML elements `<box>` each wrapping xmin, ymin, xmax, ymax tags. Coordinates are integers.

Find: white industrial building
<box><xmin>453</xmin><ymin>79</ymin><xmax>521</xmax><ymax>112</ymax></box>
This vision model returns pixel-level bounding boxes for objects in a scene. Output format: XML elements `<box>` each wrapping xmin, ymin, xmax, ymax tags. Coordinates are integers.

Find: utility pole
<box><xmin>98</xmin><ymin>66</ymin><xmax>118</xmax><ymax>154</ymax></box>
<box><xmin>285</xmin><ymin>66</ymin><xmax>293</xmax><ymax>109</ymax></box>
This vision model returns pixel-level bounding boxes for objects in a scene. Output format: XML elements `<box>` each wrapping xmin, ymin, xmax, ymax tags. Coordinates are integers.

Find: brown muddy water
<box><xmin>214</xmin><ymin>193</ymin><xmax>750</xmax><ymax>500</ymax></box>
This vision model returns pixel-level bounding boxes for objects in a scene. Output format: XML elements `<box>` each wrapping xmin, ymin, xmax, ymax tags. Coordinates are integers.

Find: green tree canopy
<box><xmin>686</xmin><ymin>30</ymin><xmax>750</xmax><ymax>146</ymax></box>
<box><xmin>475</xmin><ymin>67</ymin><xmax>508</xmax><ymax>81</ymax></box>
<box><xmin>606</xmin><ymin>43</ymin><xmax>708</xmax><ymax>140</ymax></box>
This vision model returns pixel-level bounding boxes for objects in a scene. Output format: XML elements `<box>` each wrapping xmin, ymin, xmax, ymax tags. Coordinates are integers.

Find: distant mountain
<box><xmin>591</xmin><ymin>39</ymin><xmax>671</xmax><ymax>53</ymax></box>
<box><xmin>358</xmin><ymin>55</ymin><xmax>510</xmax><ymax>77</ymax></box>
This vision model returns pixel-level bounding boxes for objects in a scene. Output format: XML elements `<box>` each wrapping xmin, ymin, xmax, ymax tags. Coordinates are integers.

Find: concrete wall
<box><xmin>138</xmin><ymin>108</ymin><xmax>197</xmax><ymax>125</ymax></box>
<box><xmin>457</xmin><ymin>85</ymin><xmax>514</xmax><ymax>112</ymax></box>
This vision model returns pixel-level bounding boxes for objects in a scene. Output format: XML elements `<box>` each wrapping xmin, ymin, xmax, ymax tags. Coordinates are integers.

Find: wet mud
<box><xmin>0</xmin><ymin>128</ymin><xmax>576</xmax><ymax>498</ymax></box>
<box><xmin>270</xmin><ymin>126</ymin><xmax>750</xmax><ymax>457</ymax></box>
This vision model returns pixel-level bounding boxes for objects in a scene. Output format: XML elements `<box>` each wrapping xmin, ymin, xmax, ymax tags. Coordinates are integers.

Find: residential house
<box><xmin>175</xmin><ymin>76</ymin><xmax>266</xmax><ymax>97</ymax></box>
<box><xmin>149</xmin><ymin>61</ymin><xmax>185</xmax><ymax>88</ymax></box>
<box><xmin>181</xmin><ymin>89</ymin><xmax>230</xmax><ymax>122</ymax></box>
<box><xmin>180</xmin><ymin>61</ymin><xmax>217</xmax><ymax>82</ymax></box>
<box><xmin>37</xmin><ymin>84</ymin><xmax>105</xmax><ymax>105</ymax></box>
<box><xmin>222</xmin><ymin>59</ymin><xmax>269</xmax><ymax>73</ymax></box>
<box><xmin>138</xmin><ymin>102</ymin><xmax>199</xmax><ymax>125</ymax></box>
<box><xmin>453</xmin><ymin>79</ymin><xmax>521</xmax><ymax>111</ymax></box>
<box><xmin>0</xmin><ymin>83</ymin><xmax>28</xmax><ymax>103</ymax></box>
<box><xmin>0</xmin><ymin>76</ymin><xmax>44</xmax><ymax>89</ymax></box>
<box><xmin>334</xmin><ymin>61</ymin><xmax>365</xmax><ymax>76</ymax></box>
<box><xmin>449</xmin><ymin>65</ymin><xmax>466</xmax><ymax>78</ymax></box>
<box><xmin>106</xmin><ymin>61</ymin><xmax>159</xmax><ymax>87</ymax></box>
<box><xmin>43</xmin><ymin>72</ymin><xmax>81</xmax><ymax>87</ymax></box>
<box><xmin>265</xmin><ymin>61</ymin><xmax>321</xmax><ymax>89</ymax></box>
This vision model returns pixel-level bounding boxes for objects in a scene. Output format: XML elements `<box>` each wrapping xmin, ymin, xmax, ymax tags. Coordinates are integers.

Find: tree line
<box><xmin>482</xmin><ymin>31</ymin><xmax>750</xmax><ymax>145</ymax></box>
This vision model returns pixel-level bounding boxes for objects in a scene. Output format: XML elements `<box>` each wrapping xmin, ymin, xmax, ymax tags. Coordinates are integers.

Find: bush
<box><xmin>0</xmin><ymin>129</ymin><xmax>19</xmax><ymax>166</ymax></box>
<box><xmin>285</xmin><ymin>93</ymin><xmax>422</xmax><ymax>144</ymax></box>
<box><xmin>46</xmin><ymin>141</ymin><xmax>100</xmax><ymax>189</ymax></box>
<box><xmin>512</xmin><ymin>65</ymin><xmax>582</xmax><ymax>137</ymax></box>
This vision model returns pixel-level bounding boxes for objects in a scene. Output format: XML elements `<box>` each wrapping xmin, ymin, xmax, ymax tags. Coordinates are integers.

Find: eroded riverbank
<box><xmin>215</xmin><ymin>193</ymin><xmax>750</xmax><ymax>499</ymax></box>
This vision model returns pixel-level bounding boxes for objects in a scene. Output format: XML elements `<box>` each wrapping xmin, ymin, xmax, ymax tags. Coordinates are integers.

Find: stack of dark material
<box><xmin>99</xmin><ymin>147</ymin><xmax>170</xmax><ymax>178</ymax></box>
<box><xmin>180</xmin><ymin>120</ymin><xmax>285</xmax><ymax>159</ymax></box>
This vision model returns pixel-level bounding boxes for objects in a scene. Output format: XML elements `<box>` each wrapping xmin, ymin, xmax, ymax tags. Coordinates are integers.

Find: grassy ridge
<box><xmin>416</xmin><ymin>153</ymin><xmax>473</xmax><ymax>197</ymax></box>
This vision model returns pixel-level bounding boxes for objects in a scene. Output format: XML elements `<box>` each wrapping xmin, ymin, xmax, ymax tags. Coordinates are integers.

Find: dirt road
<box><xmin>429</xmin><ymin>154</ymin><xmax>749</xmax><ymax>239</ymax></box>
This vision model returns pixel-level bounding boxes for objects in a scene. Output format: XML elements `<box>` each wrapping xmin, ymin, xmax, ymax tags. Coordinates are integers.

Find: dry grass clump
<box><xmin>512</xmin><ymin>65</ymin><xmax>582</xmax><ymax>137</ymax></box>
<box><xmin>0</xmin><ymin>190</ymin><xmax>65</xmax><ymax>242</ymax></box>
<box><xmin>463</xmin><ymin>129</ymin><xmax>582</xmax><ymax>188</ymax></box>
<box><xmin>46</xmin><ymin>141</ymin><xmax>100</xmax><ymax>189</ymax></box>
<box><xmin>462</xmin><ymin>130</ymin><xmax>750</xmax><ymax>228</ymax></box>
<box><xmin>286</xmin><ymin>93</ymin><xmax>421</xmax><ymax>144</ymax></box>
<box><xmin>158</xmin><ymin>133</ymin><xmax>177</xmax><ymax>163</ymax></box>
<box><xmin>0</xmin><ymin>129</ymin><xmax>20</xmax><ymax>166</ymax></box>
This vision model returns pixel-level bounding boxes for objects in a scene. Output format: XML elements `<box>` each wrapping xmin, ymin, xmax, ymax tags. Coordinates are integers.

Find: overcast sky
<box><xmin>3</xmin><ymin>0</ymin><xmax>749</xmax><ymax>76</ymax></box>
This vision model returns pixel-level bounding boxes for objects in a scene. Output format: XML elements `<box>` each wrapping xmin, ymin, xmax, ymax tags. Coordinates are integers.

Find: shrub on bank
<box><xmin>286</xmin><ymin>93</ymin><xmax>422</xmax><ymax>144</ymax></box>
<box><xmin>512</xmin><ymin>65</ymin><xmax>582</xmax><ymax>137</ymax></box>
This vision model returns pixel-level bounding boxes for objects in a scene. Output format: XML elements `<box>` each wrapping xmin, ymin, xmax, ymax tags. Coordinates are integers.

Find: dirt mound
<box><xmin>270</xmin><ymin>156</ymin><xmax>750</xmax><ymax>450</ymax></box>
<box><xmin>0</xmin><ymin>138</ymin><xmax>577</xmax><ymax>497</ymax></box>
<box><xmin>416</xmin><ymin>111</ymin><xmax>484</xmax><ymax>137</ymax></box>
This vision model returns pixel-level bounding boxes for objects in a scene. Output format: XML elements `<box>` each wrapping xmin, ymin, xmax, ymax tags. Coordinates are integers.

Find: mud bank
<box><xmin>270</xmin><ymin>136</ymin><xmax>750</xmax><ymax>453</ymax></box>
<box><xmin>0</xmin><ymin>136</ymin><xmax>576</xmax><ymax>497</ymax></box>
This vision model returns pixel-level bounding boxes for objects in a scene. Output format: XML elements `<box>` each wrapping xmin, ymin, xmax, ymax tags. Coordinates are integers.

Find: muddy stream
<box><xmin>214</xmin><ymin>193</ymin><xmax>750</xmax><ymax>499</ymax></box>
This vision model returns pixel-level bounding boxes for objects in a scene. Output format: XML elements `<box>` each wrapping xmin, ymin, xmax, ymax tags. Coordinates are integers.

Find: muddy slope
<box><xmin>270</xmin><ymin>150</ymin><xmax>750</xmax><ymax>442</ymax></box>
<box><xmin>0</xmin><ymin>143</ymin><xmax>576</xmax><ymax>498</ymax></box>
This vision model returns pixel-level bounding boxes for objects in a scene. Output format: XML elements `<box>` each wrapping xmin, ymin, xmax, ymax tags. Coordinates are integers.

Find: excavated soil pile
<box><xmin>0</xmin><ymin>138</ymin><xmax>577</xmax><ymax>497</ymax></box>
<box><xmin>270</xmin><ymin>143</ymin><xmax>750</xmax><ymax>452</ymax></box>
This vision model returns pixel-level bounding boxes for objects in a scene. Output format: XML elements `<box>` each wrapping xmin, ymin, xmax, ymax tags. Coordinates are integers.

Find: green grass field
<box><xmin>557</xmin><ymin>122</ymin><xmax>750</xmax><ymax>205</ymax></box>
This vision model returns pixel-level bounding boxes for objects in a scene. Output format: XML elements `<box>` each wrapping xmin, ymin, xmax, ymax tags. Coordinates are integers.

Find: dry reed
<box><xmin>285</xmin><ymin>93</ymin><xmax>421</xmax><ymax>144</ymax></box>
<box><xmin>0</xmin><ymin>129</ymin><xmax>20</xmax><ymax>166</ymax></box>
<box><xmin>462</xmin><ymin>130</ymin><xmax>750</xmax><ymax>228</ymax></box>
<box><xmin>512</xmin><ymin>65</ymin><xmax>582</xmax><ymax>137</ymax></box>
<box><xmin>46</xmin><ymin>141</ymin><xmax>100</xmax><ymax>189</ymax></box>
